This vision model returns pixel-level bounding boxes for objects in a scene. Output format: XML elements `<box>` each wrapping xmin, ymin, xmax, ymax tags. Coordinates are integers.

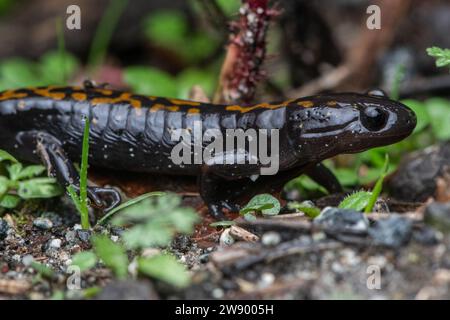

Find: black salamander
<box><xmin>0</xmin><ymin>85</ymin><xmax>416</xmax><ymax>218</ymax></box>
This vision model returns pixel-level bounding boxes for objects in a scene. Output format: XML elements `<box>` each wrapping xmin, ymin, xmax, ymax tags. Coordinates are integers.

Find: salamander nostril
<box><xmin>361</xmin><ymin>107</ymin><xmax>388</xmax><ymax>132</ymax></box>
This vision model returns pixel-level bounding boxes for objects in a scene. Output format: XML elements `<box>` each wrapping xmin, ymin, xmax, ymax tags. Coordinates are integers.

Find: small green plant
<box><xmin>67</xmin><ymin>117</ymin><xmax>90</xmax><ymax>229</ymax></box>
<box><xmin>338</xmin><ymin>154</ymin><xmax>389</xmax><ymax>213</ymax></box>
<box><xmin>287</xmin><ymin>201</ymin><xmax>321</xmax><ymax>218</ymax></box>
<box><xmin>240</xmin><ymin>193</ymin><xmax>281</xmax><ymax>221</ymax></box>
<box><xmin>0</xmin><ymin>150</ymin><xmax>62</xmax><ymax>211</ymax></box>
<box><xmin>72</xmin><ymin>193</ymin><xmax>199</xmax><ymax>289</ymax></box>
<box><xmin>427</xmin><ymin>46</ymin><xmax>450</xmax><ymax>71</ymax></box>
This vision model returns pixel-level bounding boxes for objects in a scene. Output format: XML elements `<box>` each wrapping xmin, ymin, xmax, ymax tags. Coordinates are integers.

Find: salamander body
<box><xmin>0</xmin><ymin>85</ymin><xmax>416</xmax><ymax>218</ymax></box>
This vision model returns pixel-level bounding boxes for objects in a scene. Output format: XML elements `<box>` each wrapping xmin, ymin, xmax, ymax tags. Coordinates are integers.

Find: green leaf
<box><xmin>0</xmin><ymin>58</ymin><xmax>40</xmax><ymax>87</ymax></box>
<box><xmin>30</xmin><ymin>261</ymin><xmax>54</xmax><ymax>279</ymax></box>
<box><xmin>427</xmin><ymin>47</ymin><xmax>450</xmax><ymax>70</ymax></box>
<box><xmin>122</xmin><ymin>222</ymin><xmax>172</xmax><ymax>249</ymax></box>
<box><xmin>71</xmin><ymin>251</ymin><xmax>98</xmax><ymax>272</ymax></box>
<box><xmin>0</xmin><ymin>176</ymin><xmax>9</xmax><ymax>198</ymax></box>
<box><xmin>0</xmin><ymin>149</ymin><xmax>18</xmax><ymax>163</ymax></box>
<box><xmin>288</xmin><ymin>201</ymin><xmax>321</xmax><ymax>218</ymax></box>
<box><xmin>98</xmin><ymin>191</ymin><xmax>165</xmax><ymax>225</ymax></box>
<box><xmin>338</xmin><ymin>191</ymin><xmax>372</xmax><ymax>211</ymax></box>
<box><xmin>0</xmin><ymin>194</ymin><xmax>21</xmax><ymax>209</ymax></box>
<box><xmin>6</xmin><ymin>163</ymin><xmax>22</xmax><ymax>181</ymax></box>
<box><xmin>39</xmin><ymin>51</ymin><xmax>79</xmax><ymax>85</ymax></box>
<box><xmin>92</xmin><ymin>235</ymin><xmax>128</xmax><ymax>279</ymax></box>
<box><xmin>209</xmin><ymin>221</ymin><xmax>236</xmax><ymax>228</ymax></box>
<box><xmin>216</xmin><ymin>0</ymin><xmax>240</xmax><ymax>16</ymax></box>
<box><xmin>401</xmin><ymin>99</ymin><xmax>430</xmax><ymax>134</ymax></box>
<box><xmin>166</xmin><ymin>209</ymin><xmax>200</xmax><ymax>234</ymax></box>
<box><xmin>138</xmin><ymin>254</ymin><xmax>190</xmax><ymax>288</ymax></box>
<box><xmin>333</xmin><ymin>168</ymin><xmax>359</xmax><ymax>187</ymax></box>
<box><xmin>240</xmin><ymin>194</ymin><xmax>280</xmax><ymax>216</ymax></box>
<box><xmin>176</xmin><ymin>69</ymin><xmax>215</xmax><ymax>99</ymax></box>
<box><xmin>18</xmin><ymin>178</ymin><xmax>63</xmax><ymax>199</ymax></box>
<box><xmin>110</xmin><ymin>193</ymin><xmax>199</xmax><ymax>250</ymax></box>
<box><xmin>285</xmin><ymin>175</ymin><xmax>328</xmax><ymax>197</ymax></box>
<box><xmin>17</xmin><ymin>165</ymin><xmax>46</xmax><ymax>180</ymax></box>
<box><xmin>425</xmin><ymin>98</ymin><xmax>450</xmax><ymax>141</ymax></box>
<box><xmin>124</xmin><ymin>67</ymin><xmax>177</xmax><ymax>97</ymax></box>
<box><xmin>143</xmin><ymin>10</ymin><xmax>188</xmax><ymax>47</ymax></box>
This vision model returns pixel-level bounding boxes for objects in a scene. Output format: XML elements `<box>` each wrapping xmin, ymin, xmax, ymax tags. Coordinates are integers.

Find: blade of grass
<box><xmin>87</xmin><ymin>0</ymin><xmax>128</xmax><ymax>69</ymax></box>
<box><xmin>79</xmin><ymin>116</ymin><xmax>90</xmax><ymax>215</ymax></box>
<box><xmin>364</xmin><ymin>154</ymin><xmax>389</xmax><ymax>213</ymax></box>
<box><xmin>67</xmin><ymin>117</ymin><xmax>91</xmax><ymax>229</ymax></box>
<box><xmin>67</xmin><ymin>185</ymin><xmax>90</xmax><ymax>229</ymax></box>
<box><xmin>97</xmin><ymin>191</ymin><xmax>165</xmax><ymax>225</ymax></box>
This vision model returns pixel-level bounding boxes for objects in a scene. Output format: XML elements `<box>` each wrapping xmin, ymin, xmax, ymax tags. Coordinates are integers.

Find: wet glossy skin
<box><xmin>0</xmin><ymin>86</ymin><xmax>416</xmax><ymax>218</ymax></box>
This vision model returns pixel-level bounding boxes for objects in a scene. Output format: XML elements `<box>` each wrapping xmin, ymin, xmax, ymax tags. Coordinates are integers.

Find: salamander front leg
<box><xmin>17</xmin><ymin>131</ymin><xmax>121</xmax><ymax>211</ymax></box>
<box><xmin>198</xmin><ymin>171</ymin><xmax>245</xmax><ymax>220</ymax></box>
<box><xmin>305</xmin><ymin>163</ymin><xmax>343</xmax><ymax>194</ymax></box>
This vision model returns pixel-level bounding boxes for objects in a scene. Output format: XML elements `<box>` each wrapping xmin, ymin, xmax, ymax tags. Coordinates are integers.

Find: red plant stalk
<box><xmin>215</xmin><ymin>0</ymin><xmax>273</xmax><ymax>104</ymax></box>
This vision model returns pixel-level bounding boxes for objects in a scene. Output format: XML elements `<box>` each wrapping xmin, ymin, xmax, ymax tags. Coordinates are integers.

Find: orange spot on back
<box><xmin>187</xmin><ymin>108</ymin><xmax>200</xmax><ymax>114</ymax></box>
<box><xmin>170</xmin><ymin>99</ymin><xmax>200</xmax><ymax>106</ymax></box>
<box><xmin>166</xmin><ymin>106</ymin><xmax>179</xmax><ymax>112</ymax></box>
<box><xmin>72</xmin><ymin>93</ymin><xmax>87</xmax><ymax>101</ymax></box>
<box><xmin>297</xmin><ymin>100</ymin><xmax>314</xmax><ymax>108</ymax></box>
<box><xmin>0</xmin><ymin>90</ymin><xmax>28</xmax><ymax>100</ymax></box>
<box><xmin>326</xmin><ymin>101</ymin><xmax>337</xmax><ymax>107</ymax></box>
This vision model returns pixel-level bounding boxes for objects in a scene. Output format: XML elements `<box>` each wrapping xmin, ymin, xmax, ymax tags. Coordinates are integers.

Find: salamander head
<box><xmin>287</xmin><ymin>91</ymin><xmax>416</xmax><ymax>161</ymax></box>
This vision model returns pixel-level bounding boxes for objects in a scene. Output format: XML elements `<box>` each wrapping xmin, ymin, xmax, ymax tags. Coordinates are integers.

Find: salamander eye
<box><xmin>367</xmin><ymin>89</ymin><xmax>387</xmax><ymax>97</ymax></box>
<box><xmin>361</xmin><ymin>107</ymin><xmax>388</xmax><ymax>131</ymax></box>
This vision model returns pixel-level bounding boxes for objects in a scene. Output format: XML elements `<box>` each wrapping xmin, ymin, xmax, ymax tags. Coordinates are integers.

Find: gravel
<box><xmin>314</xmin><ymin>207</ymin><xmax>369</xmax><ymax>234</ymax></box>
<box><xmin>33</xmin><ymin>218</ymin><xmax>53</xmax><ymax>230</ymax></box>
<box><xmin>0</xmin><ymin>218</ymin><xmax>9</xmax><ymax>240</ymax></box>
<box><xmin>368</xmin><ymin>216</ymin><xmax>413</xmax><ymax>248</ymax></box>
<box><xmin>424</xmin><ymin>202</ymin><xmax>450</xmax><ymax>233</ymax></box>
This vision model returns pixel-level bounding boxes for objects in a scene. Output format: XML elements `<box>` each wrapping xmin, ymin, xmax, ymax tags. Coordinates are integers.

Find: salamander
<box><xmin>0</xmin><ymin>84</ymin><xmax>416</xmax><ymax>219</ymax></box>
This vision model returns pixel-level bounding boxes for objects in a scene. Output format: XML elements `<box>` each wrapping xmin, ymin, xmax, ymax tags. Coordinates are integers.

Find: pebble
<box><xmin>198</xmin><ymin>253</ymin><xmax>210</xmax><ymax>263</ymax></box>
<box><xmin>368</xmin><ymin>216</ymin><xmax>412</xmax><ymax>248</ymax></box>
<box><xmin>0</xmin><ymin>219</ymin><xmax>9</xmax><ymax>240</ymax></box>
<box><xmin>219</xmin><ymin>229</ymin><xmax>235</xmax><ymax>246</ymax></box>
<box><xmin>212</xmin><ymin>288</ymin><xmax>224</xmax><ymax>299</ymax></box>
<box><xmin>314</xmin><ymin>207</ymin><xmax>369</xmax><ymax>234</ymax></box>
<box><xmin>65</xmin><ymin>230</ymin><xmax>76</xmax><ymax>243</ymax></box>
<box><xmin>22</xmin><ymin>254</ymin><xmax>34</xmax><ymax>266</ymax></box>
<box><xmin>412</xmin><ymin>226</ymin><xmax>439</xmax><ymax>246</ymax></box>
<box><xmin>261</xmin><ymin>231</ymin><xmax>281</xmax><ymax>246</ymax></box>
<box><xmin>33</xmin><ymin>218</ymin><xmax>53</xmax><ymax>230</ymax></box>
<box><xmin>258</xmin><ymin>272</ymin><xmax>275</xmax><ymax>288</ymax></box>
<box><xmin>49</xmin><ymin>239</ymin><xmax>62</xmax><ymax>249</ymax></box>
<box><xmin>424</xmin><ymin>202</ymin><xmax>450</xmax><ymax>233</ymax></box>
<box><xmin>41</xmin><ymin>212</ymin><xmax>63</xmax><ymax>227</ymax></box>
<box><xmin>76</xmin><ymin>229</ymin><xmax>91</xmax><ymax>243</ymax></box>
